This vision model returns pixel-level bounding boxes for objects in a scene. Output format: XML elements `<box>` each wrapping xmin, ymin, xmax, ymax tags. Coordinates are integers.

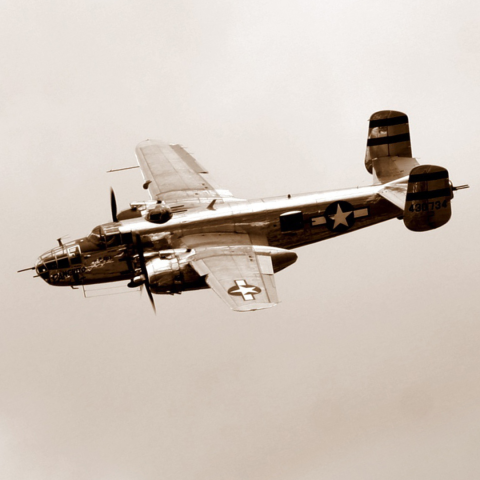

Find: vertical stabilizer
<box><xmin>403</xmin><ymin>165</ymin><xmax>453</xmax><ymax>232</ymax></box>
<box><xmin>365</xmin><ymin>111</ymin><xmax>418</xmax><ymax>183</ymax></box>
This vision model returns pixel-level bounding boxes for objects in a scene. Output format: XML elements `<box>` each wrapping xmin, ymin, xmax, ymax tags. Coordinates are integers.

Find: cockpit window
<box><xmin>102</xmin><ymin>224</ymin><xmax>122</xmax><ymax>247</ymax></box>
<box><xmin>88</xmin><ymin>226</ymin><xmax>104</xmax><ymax>246</ymax></box>
<box><xmin>104</xmin><ymin>232</ymin><xmax>121</xmax><ymax>247</ymax></box>
<box><xmin>67</xmin><ymin>245</ymin><xmax>82</xmax><ymax>265</ymax></box>
<box><xmin>87</xmin><ymin>224</ymin><xmax>121</xmax><ymax>248</ymax></box>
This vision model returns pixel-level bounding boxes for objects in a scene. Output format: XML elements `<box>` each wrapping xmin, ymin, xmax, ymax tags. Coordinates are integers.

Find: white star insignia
<box><xmin>228</xmin><ymin>280</ymin><xmax>261</xmax><ymax>301</ymax></box>
<box><xmin>329</xmin><ymin>204</ymin><xmax>353</xmax><ymax>229</ymax></box>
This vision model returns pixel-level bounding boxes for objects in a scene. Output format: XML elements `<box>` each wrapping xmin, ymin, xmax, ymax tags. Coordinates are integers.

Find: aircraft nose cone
<box><xmin>35</xmin><ymin>257</ymin><xmax>50</xmax><ymax>281</ymax></box>
<box><xmin>36</xmin><ymin>249</ymin><xmax>58</xmax><ymax>282</ymax></box>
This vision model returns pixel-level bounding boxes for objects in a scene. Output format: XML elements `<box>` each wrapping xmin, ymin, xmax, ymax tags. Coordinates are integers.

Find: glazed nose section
<box><xmin>35</xmin><ymin>257</ymin><xmax>50</xmax><ymax>282</ymax></box>
<box><xmin>35</xmin><ymin>251</ymin><xmax>57</xmax><ymax>283</ymax></box>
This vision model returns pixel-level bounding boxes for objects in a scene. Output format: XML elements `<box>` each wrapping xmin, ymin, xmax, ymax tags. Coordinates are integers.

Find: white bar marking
<box><xmin>354</xmin><ymin>208</ymin><xmax>369</xmax><ymax>218</ymax></box>
<box><xmin>311</xmin><ymin>216</ymin><xmax>326</xmax><ymax>226</ymax></box>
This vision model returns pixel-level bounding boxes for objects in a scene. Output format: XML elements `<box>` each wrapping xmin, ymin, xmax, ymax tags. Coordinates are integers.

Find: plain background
<box><xmin>2</xmin><ymin>1</ymin><xmax>479</xmax><ymax>479</ymax></box>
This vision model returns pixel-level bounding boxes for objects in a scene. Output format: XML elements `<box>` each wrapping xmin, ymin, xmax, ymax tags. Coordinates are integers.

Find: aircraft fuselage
<box><xmin>35</xmin><ymin>183</ymin><xmax>401</xmax><ymax>290</ymax></box>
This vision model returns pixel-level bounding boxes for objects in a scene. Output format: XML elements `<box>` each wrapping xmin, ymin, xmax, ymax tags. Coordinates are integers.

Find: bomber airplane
<box><xmin>21</xmin><ymin>111</ymin><xmax>468</xmax><ymax>312</ymax></box>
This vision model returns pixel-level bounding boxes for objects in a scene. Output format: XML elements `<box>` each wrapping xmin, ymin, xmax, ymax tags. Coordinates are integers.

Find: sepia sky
<box><xmin>2</xmin><ymin>1</ymin><xmax>480</xmax><ymax>479</ymax></box>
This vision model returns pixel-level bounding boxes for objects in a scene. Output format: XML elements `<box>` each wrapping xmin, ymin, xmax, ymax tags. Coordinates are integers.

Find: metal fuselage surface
<box><xmin>35</xmin><ymin>183</ymin><xmax>401</xmax><ymax>290</ymax></box>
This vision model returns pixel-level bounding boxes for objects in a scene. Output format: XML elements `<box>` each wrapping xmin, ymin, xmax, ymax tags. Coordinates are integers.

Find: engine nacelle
<box><xmin>139</xmin><ymin>232</ymin><xmax>172</xmax><ymax>250</ymax></box>
<box><xmin>252</xmin><ymin>246</ymin><xmax>297</xmax><ymax>272</ymax></box>
<box><xmin>145</xmin><ymin>250</ymin><xmax>205</xmax><ymax>294</ymax></box>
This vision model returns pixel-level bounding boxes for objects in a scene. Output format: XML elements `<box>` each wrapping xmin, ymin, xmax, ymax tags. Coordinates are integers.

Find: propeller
<box><xmin>134</xmin><ymin>233</ymin><xmax>156</xmax><ymax>313</ymax></box>
<box><xmin>110</xmin><ymin>187</ymin><xmax>118</xmax><ymax>223</ymax></box>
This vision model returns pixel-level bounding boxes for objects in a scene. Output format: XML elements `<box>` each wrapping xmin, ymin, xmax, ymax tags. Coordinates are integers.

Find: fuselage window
<box><xmin>57</xmin><ymin>257</ymin><xmax>70</xmax><ymax>270</ymax></box>
<box><xmin>68</xmin><ymin>245</ymin><xmax>82</xmax><ymax>265</ymax></box>
<box><xmin>70</xmin><ymin>255</ymin><xmax>82</xmax><ymax>265</ymax></box>
<box><xmin>104</xmin><ymin>233</ymin><xmax>121</xmax><ymax>247</ymax></box>
<box><xmin>37</xmin><ymin>264</ymin><xmax>47</xmax><ymax>274</ymax></box>
<box><xmin>45</xmin><ymin>260</ymin><xmax>57</xmax><ymax>270</ymax></box>
<box><xmin>280</xmin><ymin>211</ymin><xmax>304</xmax><ymax>232</ymax></box>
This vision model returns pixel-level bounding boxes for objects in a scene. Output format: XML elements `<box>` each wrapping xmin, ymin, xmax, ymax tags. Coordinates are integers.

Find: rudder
<box><xmin>365</xmin><ymin>110</ymin><xmax>418</xmax><ymax>183</ymax></box>
<box><xmin>403</xmin><ymin>165</ymin><xmax>453</xmax><ymax>232</ymax></box>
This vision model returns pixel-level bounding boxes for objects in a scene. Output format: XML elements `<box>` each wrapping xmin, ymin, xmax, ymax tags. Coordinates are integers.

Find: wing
<box><xmin>135</xmin><ymin>140</ymin><xmax>237</xmax><ymax>208</ymax></box>
<box><xmin>183</xmin><ymin>234</ymin><xmax>279</xmax><ymax>312</ymax></box>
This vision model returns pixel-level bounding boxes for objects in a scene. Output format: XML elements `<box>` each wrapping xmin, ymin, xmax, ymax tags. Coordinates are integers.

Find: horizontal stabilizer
<box><xmin>403</xmin><ymin>165</ymin><xmax>452</xmax><ymax>232</ymax></box>
<box><xmin>378</xmin><ymin>178</ymin><xmax>408</xmax><ymax>210</ymax></box>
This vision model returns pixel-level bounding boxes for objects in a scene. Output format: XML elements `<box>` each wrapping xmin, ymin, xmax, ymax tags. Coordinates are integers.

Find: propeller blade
<box><xmin>110</xmin><ymin>187</ymin><xmax>118</xmax><ymax>223</ymax></box>
<box><xmin>145</xmin><ymin>281</ymin><xmax>156</xmax><ymax>313</ymax></box>
<box><xmin>134</xmin><ymin>233</ymin><xmax>156</xmax><ymax>313</ymax></box>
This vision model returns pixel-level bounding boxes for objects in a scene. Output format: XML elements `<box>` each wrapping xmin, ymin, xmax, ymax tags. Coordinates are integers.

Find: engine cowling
<box><xmin>145</xmin><ymin>250</ymin><xmax>205</xmax><ymax>294</ymax></box>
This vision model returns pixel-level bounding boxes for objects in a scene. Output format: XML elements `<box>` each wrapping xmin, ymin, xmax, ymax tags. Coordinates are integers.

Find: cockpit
<box><xmin>87</xmin><ymin>225</ymin><xmax>103</xmax><ymax>245</ymax></box>
<box><xmin>87</xmin><ymin>224</ymin><xmax>125</xmax><ymax>248</ymax></box>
